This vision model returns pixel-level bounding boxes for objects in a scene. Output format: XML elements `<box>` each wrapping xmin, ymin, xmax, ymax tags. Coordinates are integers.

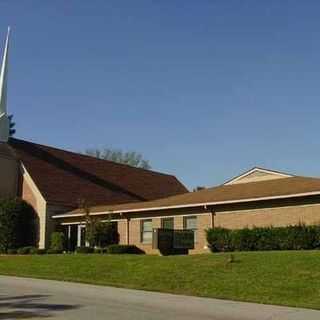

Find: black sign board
<box><xmin>153</xmin><ymin>228</ymin><xmax>194</xmax><ymax>254</ymax></box>
<box><xmin>173</xmin><ymin>229</ymin><xmax>194</xmax><ymax>249</ymax></box>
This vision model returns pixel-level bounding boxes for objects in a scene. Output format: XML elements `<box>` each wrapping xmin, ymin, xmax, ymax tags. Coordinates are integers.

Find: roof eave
<box><xmin>52</xmin><ymin>190</ymin><xmax>320</xmax><ymax>219</ymax></box>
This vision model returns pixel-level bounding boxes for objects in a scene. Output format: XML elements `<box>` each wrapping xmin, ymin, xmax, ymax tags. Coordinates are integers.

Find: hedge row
<box><xmin>5</xmin><ymin>244</ymin><xmax>144</xmax><ymax>255</ymax></box>
<box><xmin>7</xmin><ymin>247</ymin><xmax>54</xmax><ymax>255</ymax></box>
<box><xmin>206</xmin><ymin>225</ymin><xmax>320</xmax><ymax>252</ymax></box>
<box><xmin>76</xmin><ymin>245</ymin><xmax>145</xmax><ymax>254</ymax></box>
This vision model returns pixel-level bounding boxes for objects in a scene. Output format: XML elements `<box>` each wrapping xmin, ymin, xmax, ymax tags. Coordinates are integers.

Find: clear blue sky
<box><xmin>1</xmin><ymin>1</ymin><xmax>320</xmax><ymax>189</ymax></box>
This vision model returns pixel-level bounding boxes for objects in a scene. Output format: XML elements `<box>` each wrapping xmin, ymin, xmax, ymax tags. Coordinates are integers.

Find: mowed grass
<box><xmin>0</xmin><ymin>251</ymin><xmax>320</xmax><ymax>309</ymax></box>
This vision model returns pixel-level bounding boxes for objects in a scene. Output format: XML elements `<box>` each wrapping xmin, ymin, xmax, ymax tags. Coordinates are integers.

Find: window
<box><xmin>141</xmin><ymin>219</ymin><xmax>153</xmax><ymax>244</ymax></box>
<box><xmin>162</xmin><ymin>217</ymin><xmax>174</xmax><ymax>230</ymax></box>
<box><xmin>184</xmin><ymin>216</ymin><xmax>197</xmax><ymax>242</ymax></box>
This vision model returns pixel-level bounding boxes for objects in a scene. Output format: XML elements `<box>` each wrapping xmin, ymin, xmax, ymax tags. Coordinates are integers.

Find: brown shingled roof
<box><xmin>64</xmin><ymin>175</ymin><xmax>320</xmax><ymax>216</ymax></box>
<box><xmin>8</xmin><ymin>138</ymin><xmax>188</xmax><ymax>207</ymax></box>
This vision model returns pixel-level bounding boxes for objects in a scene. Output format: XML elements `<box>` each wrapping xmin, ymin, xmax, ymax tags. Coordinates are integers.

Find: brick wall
<box><xmin>215</xmin><ymin>203</ymin><xmax>320</xmax><ymax>229</ymax></box>
<box><xmin>117</xmin><ymin>220</ymin><xmax>127</xmax><ymax>245</ymax></box>
<box><xmin>21</xmin><ymin>174</ymin><xmax>47</xmax><ymax>249</ymax></box>
<box><xmin>57</xmin><ymin>196</ymin><xmax>320</xmax><ymax>255</ymax></box>
<box><xmin>124</xmin><ymin>211</ymin><xmax>212</xmax><ymax>254</ymax></box>
<box><xmin>22</xmin><ymin>179</ymin><xmax>38</xmax><ymax>209</ymax></box>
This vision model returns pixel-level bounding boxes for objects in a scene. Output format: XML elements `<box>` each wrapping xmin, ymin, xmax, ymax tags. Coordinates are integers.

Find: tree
<box><xmin>84</xmin><ymin>148</ymin><xmax>151</xmax><ymax>170</ymax></box>
<box><xmin>84</xmin><ymin>215</ymin><xmax>118</xmax><ymax>248</ymax></box>
<box><xmin>193</xmin><ymin>186</ymin><xmax>206</xmax><ymax>192</ymax></box>
<box><xmin>0</xmin><ymin>199</ymin><xmax>38</xmax><ymax>252</ymax></box>
<box><xmin>50</xmin><ymin>232</ymin><xmax>65</xmax><ymax>252</ymax></box>
<box><xmin>80</xmin><ymin>201</ymin><xmax>118</xmax><ymax>248</ymax></box>
<box><xmin>8</xmin><ymin>114</ymin><xmax>16</xmax><ymax>137</ymax></box>
<box><xmin>94</xmin><ymin>220</ymin><xmax>119</xmax><ymax>247</ymax></box>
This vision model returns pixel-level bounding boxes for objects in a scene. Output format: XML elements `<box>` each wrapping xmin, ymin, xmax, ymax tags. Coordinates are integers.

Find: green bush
<box><xmin>107</xmin><ymin>245</ymin><xmax>145</xmax><ymax>254</ymax></box>
<box><xmin>206</xmin><ymin>227</ymin><xmax>233</xmax><ymax>252</ymax></box>
<box><xmin>50</xmin><ymin>232</ymin><xmax>65</xmax><ymax>252</ymax></box>
<box><xmin>94</xmin><ymin>247</ymin><xmax>108</xmax><ymax>254</ymax></box>
<box><xmin>85</xmin><ymin>219</ymin><xmax>119</xmax><ymax>248</ymax></box>
<box><xmin>17</xmin><ymin>246</ymin><xmax>36</xmax><ymax>255</ymax></box>
<box><xmin>7</xmin><ymin>249</ymin><xmax>17</xmax><ymax>255</ymax></box>
<box><xmin>46</xmin><ymin>248</ymin><xmax>63</xmax><ymax>254</ymax></box>
<box><xmin>29</xmin><ymin>247</ymin><xmax>39</xmax><ymax>255</ymax></box>
<box><xmin>206</xmin><ymin>224</ymin><xmax>320</xmax><ymax>253</ymax></box>
<box><xmin>0</xmin><ymin>199</ymin><xmax>38</xmax><ymax>253</ymax></box>
<box><xmin>75</xmin><ymin>246</ymin><xmax>94</xmax><ymax>254</ymax></box>
<box><xmin>36</xmin><ymin>249</ymin><xmax>46</xmax><ymax>255</ymax></box>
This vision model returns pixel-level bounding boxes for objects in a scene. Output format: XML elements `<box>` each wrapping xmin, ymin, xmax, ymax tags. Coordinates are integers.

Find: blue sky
<box><xmin>1</xmin><ymin>1</ymin><xmax>320</xmax><ymax>189</ymax></box>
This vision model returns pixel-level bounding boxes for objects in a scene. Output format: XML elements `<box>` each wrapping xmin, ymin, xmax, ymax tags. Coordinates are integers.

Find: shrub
<box><xmin>46</xmin><ymin>248</ymin><xmax>63</xmax><ymax>254</ymax></box>
<box><xmin>50</xmin><ymin>232</ymin><xmax>65</xmax><ymax>252</ymax></box>
<box><xmin>29</xmin><ymin>247</ymin><xmax>39</xmax><ymax>255</ymax></box>
<box><xmin>75</xmin><ymin>246</ymin><xmax>94</xmax><ymax>254</ymax></box>
<box><xmin>206</xmin><ymin>228</ymin><xmax>233</xmax><ymax>252</ymax></box>
<box><xmin>7</xmin><ymin>249</ymin><xmax>17</xmax><ymax>255</ymax></box>
<box><xmin>107</xmin><ymin>245</ymin><xmax>145</xmax><ymax>254</ymax></box>
<box><xmin>36</xmin><ymin>249</ymin><xmax>46</xmax><ymax>255</ymax></box>
<box><xmin>17</xmin><ymin>246</ymin><xmax>36</xmax><ymax>255</ymax></box>
<box><xmin>85</xmin><ymin>218</ymin><xmax>119</xmax><ymax>248</ymax></box>
<box><xmin>94</xmin><ymin>247</ymin><xmax>108</xmax><ymax>254</ymax></box>
<box><xmin>206</xmin><ymin>224</ymin><xmax>320</xmax><ymax>253</ymax></box>
<box><xmin>0</xmin><ymin>199</ymin><xmax>38</xmax><ymax>253</ymax></box>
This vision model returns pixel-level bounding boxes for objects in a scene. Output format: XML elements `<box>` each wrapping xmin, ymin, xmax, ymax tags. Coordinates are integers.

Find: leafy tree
<box><xmin>94</xmin><ymin>220</ymin><xmax>119</xmax><ymax>247</ymax></box>
<box><xmin>0</xmin><ymin>199</ymin><xmax>38</xmax><ymax>253</ymax></box>
<box><xmin>8</xmin><ymin>114</ymin><xmax>16</xmax><ymax>136</ymax></box>
<box><xmin>84</xmin><ymin>216</ymin><xmax>118</xmax><ymax>248</ymax></box>
<box><xmin>80</xmin><ymin>201</ymin><xmax>118</xmax><ymax>248</ymax></box>
<box><xmin>193</xmin><ymin>186</ymin><xmax>206</xmax><ymax>192</ymax></box>
<box><xmin>84</xmin><ymin>148</ymin><xmax>151</xmax><ymax>170</ymax></box>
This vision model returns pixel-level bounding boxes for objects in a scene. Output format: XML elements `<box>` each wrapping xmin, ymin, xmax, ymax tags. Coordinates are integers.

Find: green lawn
<box><xmin>0</xmin><ymin>251</ymin><xmax>319</xmax><ymax>309</ymax></box>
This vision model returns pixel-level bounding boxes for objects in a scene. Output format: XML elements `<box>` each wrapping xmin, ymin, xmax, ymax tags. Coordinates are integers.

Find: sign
<box><xmin>173</xmin><ymin>230</ymin><xmax>194</xmax><ymax>249</ymax></box>
<box><xmin>153</xmin><ymin>228</ymin><xmax>194</xmax><ymax>253</ymax></box>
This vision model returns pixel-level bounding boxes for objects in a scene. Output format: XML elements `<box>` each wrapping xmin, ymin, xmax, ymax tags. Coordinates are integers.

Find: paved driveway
<box><xmin>0</xmin><ymin>275</ymin><xmax>319</xmax><ymax>320</ymax></box>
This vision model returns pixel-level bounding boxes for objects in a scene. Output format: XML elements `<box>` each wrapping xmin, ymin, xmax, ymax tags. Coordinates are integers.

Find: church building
<box><xmin>2</xmin><ymin>30</ymin><xmax>320</xmax><ymax>254</ymax></box>
<box><xmin>0</xmin><ymin>29</ymin><xmax>188</xmax><ymax>249</ymax></box>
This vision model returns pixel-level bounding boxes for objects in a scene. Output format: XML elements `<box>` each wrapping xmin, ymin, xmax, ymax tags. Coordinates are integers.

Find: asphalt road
<box><xmin>0</xmin><ymin>275</ymin><xmax>319</xmax><ymax>320</ymax></box>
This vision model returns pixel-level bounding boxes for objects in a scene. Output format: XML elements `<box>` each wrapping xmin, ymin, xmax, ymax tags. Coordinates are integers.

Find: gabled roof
<box><xmin>8</xmin><ymin>138</ymin><xmax>188</xmax><ymax>207</ymax></box>
<box><xmin>223</xmin><ymin>167</ymin><xmax>293</xmax><ymax>185</ymax></box>
<box><xmin>58</xmin><ymin>175</ymin><xmax>320</xmax><ymax>217</ymax></box>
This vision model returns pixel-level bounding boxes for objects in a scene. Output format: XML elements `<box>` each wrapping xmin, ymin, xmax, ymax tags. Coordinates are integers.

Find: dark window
<box><xmin>162</xmin><ymin>217</ymin><xmax>174</xmax><ymax>230</ymax></box>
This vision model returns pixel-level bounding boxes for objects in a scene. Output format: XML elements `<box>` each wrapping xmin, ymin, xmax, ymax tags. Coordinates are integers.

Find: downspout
<box><xmin>204</xmin><ymin>205</ymin><xmax>216</xmax><ymax>229</ymax></box>
<box><xmin>210</xmin><ymin>209</ymin><xmax>216</xmax><ymax>229</ymax></box>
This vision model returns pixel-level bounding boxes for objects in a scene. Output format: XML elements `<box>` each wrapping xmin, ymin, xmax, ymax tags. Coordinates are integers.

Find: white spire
<box><xmin>0</xmin><ymin>27</ymin><xmax>10</xmax><ymax>142</ymax></box>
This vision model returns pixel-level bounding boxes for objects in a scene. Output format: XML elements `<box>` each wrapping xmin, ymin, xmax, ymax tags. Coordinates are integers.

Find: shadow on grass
<box><xmin>0</xmin><ymin>294</ymin><xmax>80</xmax><ymax>319</ymax></box>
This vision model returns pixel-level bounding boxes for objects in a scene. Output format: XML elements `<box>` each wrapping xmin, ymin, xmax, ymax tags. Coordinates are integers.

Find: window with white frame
<box><xmin>141</xmin><ymin>219</ymin><xmax>153</xmax><ymax>244</ymax></box>
<box><xmin>183</xmin><ymin>216</ymin><xmax>197</xmax><ymax>242</ymax></box>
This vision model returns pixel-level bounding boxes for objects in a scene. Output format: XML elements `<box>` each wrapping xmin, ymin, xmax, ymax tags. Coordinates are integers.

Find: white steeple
<box><xmin>0</xmin><ymin>27</ymin><xmax>10</xmax><ymax>142</ymax></box>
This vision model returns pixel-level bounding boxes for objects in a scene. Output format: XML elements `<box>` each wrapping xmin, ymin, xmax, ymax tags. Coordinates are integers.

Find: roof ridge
<box><xmin>9</xmin><ymin>137</ymin><xmax>177</xmax><ymax>178</ymax></box>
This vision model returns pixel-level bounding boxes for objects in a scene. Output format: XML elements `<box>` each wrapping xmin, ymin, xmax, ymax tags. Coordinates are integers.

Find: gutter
<box><xmin>52</xmin><ymin>190</ymin><xmax>320</xmax><ymax>219</ymax></box>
